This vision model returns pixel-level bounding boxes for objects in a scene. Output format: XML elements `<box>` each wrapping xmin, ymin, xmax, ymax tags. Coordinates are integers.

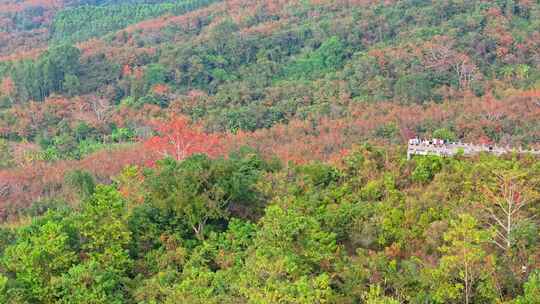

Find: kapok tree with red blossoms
<box><xmin>144</xmin><ymin>115</ymin><xmax>223</xmax><ymax>162</ymax></box>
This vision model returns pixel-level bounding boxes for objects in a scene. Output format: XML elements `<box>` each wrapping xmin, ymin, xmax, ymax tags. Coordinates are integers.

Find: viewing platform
<box><xmin>407</xmin><ymin>139</ymin><xmax>540</xmax><ymax>160</ymax></box>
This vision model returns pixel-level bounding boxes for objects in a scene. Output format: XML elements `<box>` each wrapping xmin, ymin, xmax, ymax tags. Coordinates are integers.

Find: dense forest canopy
<box><xmin>0</xmin><ymin>0</ymin><xmax>540</xmax><ymax>302</ymax></box>
<box><xmin>2</xmin><ymin>145</ymin><xmax>540</xmax><ymax>303</ymax></box>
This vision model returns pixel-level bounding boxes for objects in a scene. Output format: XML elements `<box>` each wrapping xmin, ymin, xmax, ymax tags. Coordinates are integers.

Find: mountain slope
<box><xmin>0</xmin><ymin>1</ymin><xmax>540</xmax><ymax>303</ymax></box>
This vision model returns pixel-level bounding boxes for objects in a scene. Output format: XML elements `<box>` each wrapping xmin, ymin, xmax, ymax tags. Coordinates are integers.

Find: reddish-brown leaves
<box><xmin>0</xmin><ymin>77</ymin><xmax>15</xmax><ymax>97</ymax></box>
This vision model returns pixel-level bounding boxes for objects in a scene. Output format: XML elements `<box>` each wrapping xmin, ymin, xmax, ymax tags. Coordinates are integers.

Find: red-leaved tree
<box><xmin>144</xmin><ymin>116</ymin><xmax>223</xmax><ymax>162</ymax></box>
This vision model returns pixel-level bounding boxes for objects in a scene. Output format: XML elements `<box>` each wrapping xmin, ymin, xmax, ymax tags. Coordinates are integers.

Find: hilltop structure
<box><xmin>407</xmin><ymin>139</ymin><xmax>540</xmax><ymax>160</ymax></box>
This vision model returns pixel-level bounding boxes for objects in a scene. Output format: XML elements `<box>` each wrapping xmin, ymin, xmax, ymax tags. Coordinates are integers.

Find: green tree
<box><xmin>147</xmin><ymin>150</ymin><xmax>268</xmax><ymax>240</ymax></box>
<box><xmin>0</xmin><ymin>274</ymin><xmax>7</xmax><ymax>303</ymax></box>
<box><xmin>394</xmin><ymin>73</ymin><xmax>434</xmax><ymax>104</ymax></box>
<box><xmin>362</xmin><ymin>285</ymin><xmax>400</xmax><ymax>304</ymax></box>
<box><xmin>2</xmin><ymin>214</ymin><xmax>78</xmax><ymax>302</ymax></box>
<box><xmin>62</xmin><ymin>73</ymin><xmax>80</xmax><ymax>96</ymax></box>
<box><xmin>77</xmin><ymin>185</ymin><xmax>132</xmax><ymax>273</ymax></box>
<box><xmin>146</xmin><ymin>156</ymin><xmax>230</xmax><ymax>241</ymax></box>
<box><xmin>238</xmin><ymin>205</ymin><xmax>339</xmax><ymax>303</ymax></box>
<box><xmin>433</xmin><ymin>128</ymin><xmax>457</xmax><ymax>142</ymax></box>
<box><xmin>285</xmin><ymin>36</ymin><xmax>345</xmax><ymax>80</ymax></box>
<box><xmin>64</xmin><ymin>169</ymin><xmax>96</xmax><ymax>200</ymax></box>
<box><xmin>424</xmin><ymin>214</ymin><xmax>497</xmax><ymax>304</ymax></box>
<box><xmin>411</xmin><ymin>156</ymin><xmax>443</xmax><ymax>183</ymax></box>
<box><xmin>143</xmin><ymin>64</ymin><xmax>168</xmax><ymax>93</ymax></box>
<box><xmin>514</xmin><ymin>271</ymin><xmax>540</xmax><ymax>304</ymax></box>
<box><xmin>0</xmin><ymin>139</ymin><xmax>13</xmax><ymax>169</ymax></box>
<box><xmin>296</xmin><ymin>162</ymin><xmax>341</xmax><ymax>187</ymax></box>
<box><xmin>55</xmin><ymin>260</ymin><xmax>126</xmax><ymax>304</ymax></box>
<box><xmin>41</xmin><ymin>44</ymin><xmax>81</xmax><ymax>94</ymax></box>
<box><xmin>10</xmin><ymin>44</ymin><xmax>80</xmax><ymax>101</ymax></box>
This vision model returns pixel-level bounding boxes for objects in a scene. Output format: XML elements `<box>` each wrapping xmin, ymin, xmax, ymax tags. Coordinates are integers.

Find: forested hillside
<box><xmin>0</xmin><ymin>0</ymin><xmax>540</xmax><ymax>302</ymax></box>
<box><xmin>2</xmin><ymin>145</ymin><xmax>540</xmax><ymax>303</ymax></box>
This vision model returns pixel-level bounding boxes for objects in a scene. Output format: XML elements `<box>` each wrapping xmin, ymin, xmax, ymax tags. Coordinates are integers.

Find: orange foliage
<box><xmin>240</xmin><ymin>20</ymin><xmax>283</xmax><ymax>37</ymax></box>
<box><xmin>123</xmin><ymin>3</ymin><xmax>216</xmax><ymax>34</ymax></box>
<box><xmin>144</xmin><ymin>115</ymin><xmax>224</xmax><ymax>163</ymax></box>
<box><xmin>0</xmin><ymin>77</ymin><xmax>15</xmax><ymax>96</ymax></box>
<box><xmin>0</xmin><ymin>97</ymin><xmax>101</xmax><ymax>138</ymax></box>
<box><xmin>152</xmin><ymin>84</ymin><xmax>170</xmax><ymax>95</ymax></box>
<box><xmin>110</xmin><ymin>103</ymin><xmax>165</xmax><ymax>130</ymax></box>
<box><xmin>0</xmin><ymin>95</ymin><xmax>161</xmax><ymax>139</ymax></box>
<box><xmin>0</xmin><ymin>47</ymin><xmax>45</xmax><ymax>63</ymax></box>
<box><xmin>0</xmin><ymin>144</ymin><xmax>155</xmax><ymax>219</ymax></box>
<box><xmin>520</xmin><ymin>89</ymin><xmax>540</xmax><ymax>98</ymax></box>
<box><xmin>122</xmin><ymin>64</ymin><xmax>133</xmax><ymax>77</ymax></box>
<box><xmin>1</xmin><ymin>91</ymin><xmax>538</xmax><ymax>216</ymax></box>
<box><xmin>78</xmin><ymin>38</ymin><xmax>157</xmax><ymax>64</ymax></box>
<box><xmin>0</xmin><ymin>115</ymin><xmax>227</xmax><ymax>216</ymax></box>
<box><xmin>227</xmin><ymin>93</ymin><xmax>540</xmax><ymax>164</ymax></box>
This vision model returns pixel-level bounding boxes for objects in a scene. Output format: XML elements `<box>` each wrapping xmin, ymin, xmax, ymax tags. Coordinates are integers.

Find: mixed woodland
<box><xmin>0</xmin><ymin>0</ymin><xmax>540</xmax><ymax>302</ymax></box>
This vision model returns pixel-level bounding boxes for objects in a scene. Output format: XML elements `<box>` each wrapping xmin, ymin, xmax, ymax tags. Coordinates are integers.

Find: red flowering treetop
<box><xmin>144</xmin><ymin>115</ymin><xmax>223</xmax><ymax>162</ymax></box>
